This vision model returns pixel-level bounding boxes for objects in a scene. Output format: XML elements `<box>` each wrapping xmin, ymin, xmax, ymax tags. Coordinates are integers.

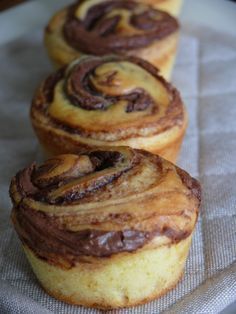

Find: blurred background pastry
<box><xmin>45</xmin><ymin>0</ymin><xmax>180</xmax><ymax>79</ymax></box>
<box><xmin>31</xmin><ymin>55</ymin><xmax>187</xmax><ymax>162</ymax></box>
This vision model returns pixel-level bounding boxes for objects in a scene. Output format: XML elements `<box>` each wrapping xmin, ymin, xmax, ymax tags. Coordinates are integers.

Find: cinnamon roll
<box><xmin>140</xmin><ymin>0</ymin><xmax>183</xmax><ymax>17</ymax></box>
<box><xmin>44</xmin><ymin>0</ymin><xmax>180</xmax><ymax>79</ymax></box>
<box><xmin>31</xmin><ymin>55</ymin><xmax>187</xmax><ymax>163</ymax></box>
<box><xmin>10</xmin><ymin>147</ymin><xmax>201</xmax><ymax>309</ymax></box>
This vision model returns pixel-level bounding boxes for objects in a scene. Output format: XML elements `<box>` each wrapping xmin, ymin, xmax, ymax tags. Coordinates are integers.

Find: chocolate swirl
<box><xmin>63</xmin><ymin>0</ymin><xmax>179</xmax><ymax>54</ymax></box>
<box><xmin>15</xmin><ymin>149</ymin><xmax>134</xmax><ymax>205</ymax></box>
<box><xmin>31</xmin><ymin>55</ymin><xmax>184</xmax><ymax>141</ymax></box>
<box><xmin>10</xmin><ymin>147</ymin><xmax>201</xmax><ymax>267</ymax></box>
<box><xmin>64</xmin><ymin>56</ymin><xmax>155</xmax><ymax>112</ymax></box>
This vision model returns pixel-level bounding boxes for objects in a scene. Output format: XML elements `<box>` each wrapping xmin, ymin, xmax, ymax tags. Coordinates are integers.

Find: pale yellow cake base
<box><xmin>23</xmin><ymin>234</ymin><xmax>192</xmax><ymax>309</ymax></box>
<box><xmin>44</xmin><ymin>8</ymin><xmax>179</xmax><ymax>80</ymax></box>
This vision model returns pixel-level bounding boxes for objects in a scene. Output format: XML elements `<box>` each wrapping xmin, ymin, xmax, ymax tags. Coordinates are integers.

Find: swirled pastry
<box><xmin>10</xmin><ymin>147</ymin><xmax>201</xmax><ymax>309</ymax></box>
<box><xmin>140</xmin><ymin>0</ymin><xmax>183</xmax><ymax>17</ymax></box>
<box><xmin>45</xmin><ymin>0</ymin><xmax>179</xmax><ymax>79</ymax></box>
<box><xmin>31</xmin><ymin>55</ymin><xmax>187</xmax><ymax>162</ymax></box>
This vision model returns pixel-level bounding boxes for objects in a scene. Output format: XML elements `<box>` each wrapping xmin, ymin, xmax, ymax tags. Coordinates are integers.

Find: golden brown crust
<box><xmin>33</xmin><ymin>119</ymin><xmax>186</xmax><ymax>163</ymax></box>
<box><xmin>44</xmin><ymin>1</ymin><xmax>180</xmax><ymax>78</ymax></box>
<box><xmin>150</xmin><ymin>125</ymin><xmax>186</xmax><ymax>163</ymax></box>
<box><xmin>32</xmin><ymin>108</ymin><xmax>187</xmax><ymax>163</ymax></box>
<box><xmin>31</xmin><ymin>55</ymin><xmax>187</xmax><ymax>162</ymax></box>
<box><xmin>62</xmin><ymin>1</ymin><xmax>179</xmax><ymax>55</ymax></box>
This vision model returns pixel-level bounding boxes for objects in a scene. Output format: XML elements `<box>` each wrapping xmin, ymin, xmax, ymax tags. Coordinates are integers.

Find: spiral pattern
<box><xmin>62</xmin><ymin>0</ymin><xmax>179</xmax><ymax>55</ymax></box>
<box><xmin>16</xmin><ymin>148</ymin><xmax>135</xmax><ymax>205</ymax></box>
<box><xmin>10</xmin><ymin>147</ymin><xmax>200</xmax><ymax>267</ymax></box>
<box><xmin>32</xmin><ymin>55</ymin><xmax>184</xmax><ymax>142</ymax></box>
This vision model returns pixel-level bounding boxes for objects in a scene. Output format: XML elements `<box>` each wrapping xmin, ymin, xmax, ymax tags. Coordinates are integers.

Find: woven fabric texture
<box><xmin>0</xmin><ymin>24</ymin><xmax>235</xmax><ymax>313</ymax></box>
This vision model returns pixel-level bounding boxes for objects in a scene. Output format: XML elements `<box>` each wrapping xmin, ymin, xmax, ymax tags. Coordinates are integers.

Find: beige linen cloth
<box><xmin>0</xmin><ymin>23</ymin><xmax>235</xmax><ymax>313</ymax></box>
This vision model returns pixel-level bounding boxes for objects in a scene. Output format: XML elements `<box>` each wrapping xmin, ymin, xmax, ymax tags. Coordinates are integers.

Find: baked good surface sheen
<box><xmin>44</xmin><ymin>0</ymin><xmax>180</xmax><ymax>79</ymax></box>
<box><xmin>31</xmin><ymin>55</ymin><xmax>187</xmax><ymax>162</ymax></box>
<box><xmin>10</xmin><ymin>147</ymin><xmax>201</xmax><ymax>309</ymax></box>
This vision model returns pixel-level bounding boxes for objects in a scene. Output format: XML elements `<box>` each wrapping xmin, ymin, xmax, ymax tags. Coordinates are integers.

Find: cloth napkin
<box><xmin>0</xmin><ymin>23</ymin><xmax>235</xmax><ymax>314</ymax></box>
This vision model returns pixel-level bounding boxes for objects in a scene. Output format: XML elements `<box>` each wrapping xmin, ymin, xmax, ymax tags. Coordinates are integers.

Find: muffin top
<box><xmin>10</xmin><ymin>147</ymin><xmax>200</xmax><ymax>267</ymax></box>
<box><xmin>47</xmin><ymin>0</ymin><xmax>179</xmax><ymax>55</ymax></box>
<box><xmin>31</xmin><ymin>55</ymin><xmax>185</xmax><ymax>142</ymax></box>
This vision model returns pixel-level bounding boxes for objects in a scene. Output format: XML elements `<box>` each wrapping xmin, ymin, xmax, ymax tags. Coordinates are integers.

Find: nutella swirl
<box><xmin>64</xmin><ymin>56</ymin><xmax>158</xmax><ymax>112</ymax></box>
<box><xmin>15</xmin><ymin>149</ymin><xmax>135</xmax><ymax>205</ymax></box>
<box><xmin>31</xmin><ymin>55</ymin><xmax>184</xmax><ymax>141</ymax></box>
<box><xmin>10</xmin><ymin>148</ymin><xmax>201</xmax><ymax>267</ymax></box>
<box><xmin>63</xmin><ymin>0</ymin><xmax>179</xmax><ymax>54</ymax></box>
<box><xmin>64</xmin><ymin>57</ymin><xmax>154</xmax><ymax>112</ymax></box>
